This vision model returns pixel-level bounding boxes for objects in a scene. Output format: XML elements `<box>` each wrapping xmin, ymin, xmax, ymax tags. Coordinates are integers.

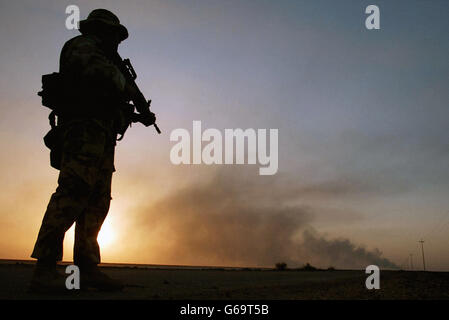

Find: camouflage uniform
<box><xmin>31</xmin><ymin>33</ymin><xmax>126</xmax><ymax>266</ymax></box>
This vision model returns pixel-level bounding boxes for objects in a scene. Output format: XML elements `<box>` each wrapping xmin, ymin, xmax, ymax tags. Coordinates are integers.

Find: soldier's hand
<box><xmin>139</xmin><ymin>111</ymin><xmax>156</xmax><ymax>127</ymax></box>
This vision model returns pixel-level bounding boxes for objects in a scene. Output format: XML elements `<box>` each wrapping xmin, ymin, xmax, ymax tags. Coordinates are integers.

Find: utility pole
<box><xmin>409</xmin><ymin>254</ymin><xmax>413</xmax><ymax>271</ymax></box>
<box><xmin>419</xmin><ymin>240</ymin><xmax>426</xmax><ymax>271</ymax></box>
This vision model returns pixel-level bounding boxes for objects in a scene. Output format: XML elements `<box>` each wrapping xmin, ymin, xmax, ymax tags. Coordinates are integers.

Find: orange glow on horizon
<box><xmin>98</xmin><ymin>220</ymin><xmax>116</xmax><ymax>249</ymax></box>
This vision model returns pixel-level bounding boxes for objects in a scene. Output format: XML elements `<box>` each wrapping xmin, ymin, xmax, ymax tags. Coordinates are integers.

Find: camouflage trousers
<box><xmin>31</xmin><ymin>119</ymin><xmax>116</xmax><ymax>266</ymax></box>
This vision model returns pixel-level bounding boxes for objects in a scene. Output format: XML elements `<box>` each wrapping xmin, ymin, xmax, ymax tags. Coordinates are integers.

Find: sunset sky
<box><xmin>0</xmin><ymin>0</ymin><xmax>448</xmax><ymax>270</ymax></box>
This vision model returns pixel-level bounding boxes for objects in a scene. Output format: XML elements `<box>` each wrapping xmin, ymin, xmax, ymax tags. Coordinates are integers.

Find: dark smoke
<box><xmin>138</xmin><ymin>171</ymin><xmax>397</xmax><ymax>269</ymax></box>
<box><xmin>301</xmin><ymin>230</ymin><xmax>398</xmax><ymax>269</ymax></box>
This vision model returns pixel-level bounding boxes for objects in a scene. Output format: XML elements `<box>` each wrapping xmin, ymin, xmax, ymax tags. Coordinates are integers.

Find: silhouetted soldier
<box><xmin>30</xmin><ymin>9</ymin><xmax>156</xmax><ymax>292</ymax></box>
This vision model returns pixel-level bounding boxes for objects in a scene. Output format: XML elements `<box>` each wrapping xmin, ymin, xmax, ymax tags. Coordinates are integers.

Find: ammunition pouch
<box><xmin>43</xmin><ymin>112</ymin><xmax>63</xmax><ymax>170</ymax></box>
<box><xmin>44</xmin><ymin>128</ymin><xmax>62</xmax><ymax>170</ymax></box>
<box><xmin>38</xmin><ymin>73</ymin><xmax>64</xmax><ymax>112</ymax></box>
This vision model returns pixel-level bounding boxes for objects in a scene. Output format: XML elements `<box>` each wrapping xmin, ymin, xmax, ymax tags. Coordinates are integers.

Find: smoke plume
<box><xmin>136</xmin><ymin>170</ymin><xmax>397</xmax><ymax>269</ymax></box>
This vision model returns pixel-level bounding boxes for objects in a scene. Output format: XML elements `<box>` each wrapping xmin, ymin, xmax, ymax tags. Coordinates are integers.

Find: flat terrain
<box><xmin>0</xmin><ymin>260</ymin><xmax>448</xmax><ymax>300</ymax></box>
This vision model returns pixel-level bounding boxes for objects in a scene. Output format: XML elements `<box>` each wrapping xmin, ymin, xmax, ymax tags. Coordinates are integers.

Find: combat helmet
<box><xmin>79</xmin><ymin>9</ymin><xmax>128</xmax><ymax>41</ymax></box>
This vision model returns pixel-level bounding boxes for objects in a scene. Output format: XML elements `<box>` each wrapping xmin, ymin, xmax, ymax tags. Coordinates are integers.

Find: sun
<box><xmin>97</xmin><ymin>220</ymin><xmax>116</xmax><ymax>248</ymax></box>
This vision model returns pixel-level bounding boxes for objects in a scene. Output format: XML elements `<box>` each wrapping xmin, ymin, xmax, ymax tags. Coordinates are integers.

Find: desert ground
<box><xmin>0</xmin><ymin>260</ymin><xmax>448</xmax><ymax>300</ymax></box>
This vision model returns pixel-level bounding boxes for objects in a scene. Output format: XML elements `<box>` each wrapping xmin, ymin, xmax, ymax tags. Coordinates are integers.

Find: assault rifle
<box><xmin>114</xmin><ymin>54</ymin><xmax>161</xmax><ymax>134</ymax></box>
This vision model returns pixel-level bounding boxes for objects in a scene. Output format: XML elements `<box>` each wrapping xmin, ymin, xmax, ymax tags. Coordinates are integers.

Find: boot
<box><xmin>29</xmin><ymin>260</ymin><xmax>67</xmax><ymax>293</ymax></box>
<box><xmin>80</xmin><ymin>264</ymin><xmax>124</xmax><ymax>291</ymax></box>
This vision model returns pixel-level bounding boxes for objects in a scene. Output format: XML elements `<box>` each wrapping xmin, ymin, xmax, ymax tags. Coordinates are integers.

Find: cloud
<box><xmin>134</xmin><ymin>170</ymin><xmax>397</xmax><ymax>269</ymax></box>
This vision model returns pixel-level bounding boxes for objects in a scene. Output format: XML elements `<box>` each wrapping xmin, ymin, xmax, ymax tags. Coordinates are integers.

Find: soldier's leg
<box><xmin>73</xmin><ymin>143</ymin><xmax>123</xmax><ymax>291</ymax></box>
<box><xmin>74</xmin><ymin>168</ymin><xmax>113</xmax><ymax>266</ymax></box>
<box><xmin>74</xmin><ymin>173</ymin><xmax>123</xmax><ymax>291</ymax></box>
<box><xmin>30</xmin><ymin>172</ymin><xmax>91</xmax><ymax>262</ymax></box>
<box><xmin>31</xmin><ymin>122</ymin><xmax>106</xmax><ymax>262</ymax></box>
<box><xmin>28</xmin><ymin>168</ymin><xmax>92</xmax><ymax>293</ymax></box>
